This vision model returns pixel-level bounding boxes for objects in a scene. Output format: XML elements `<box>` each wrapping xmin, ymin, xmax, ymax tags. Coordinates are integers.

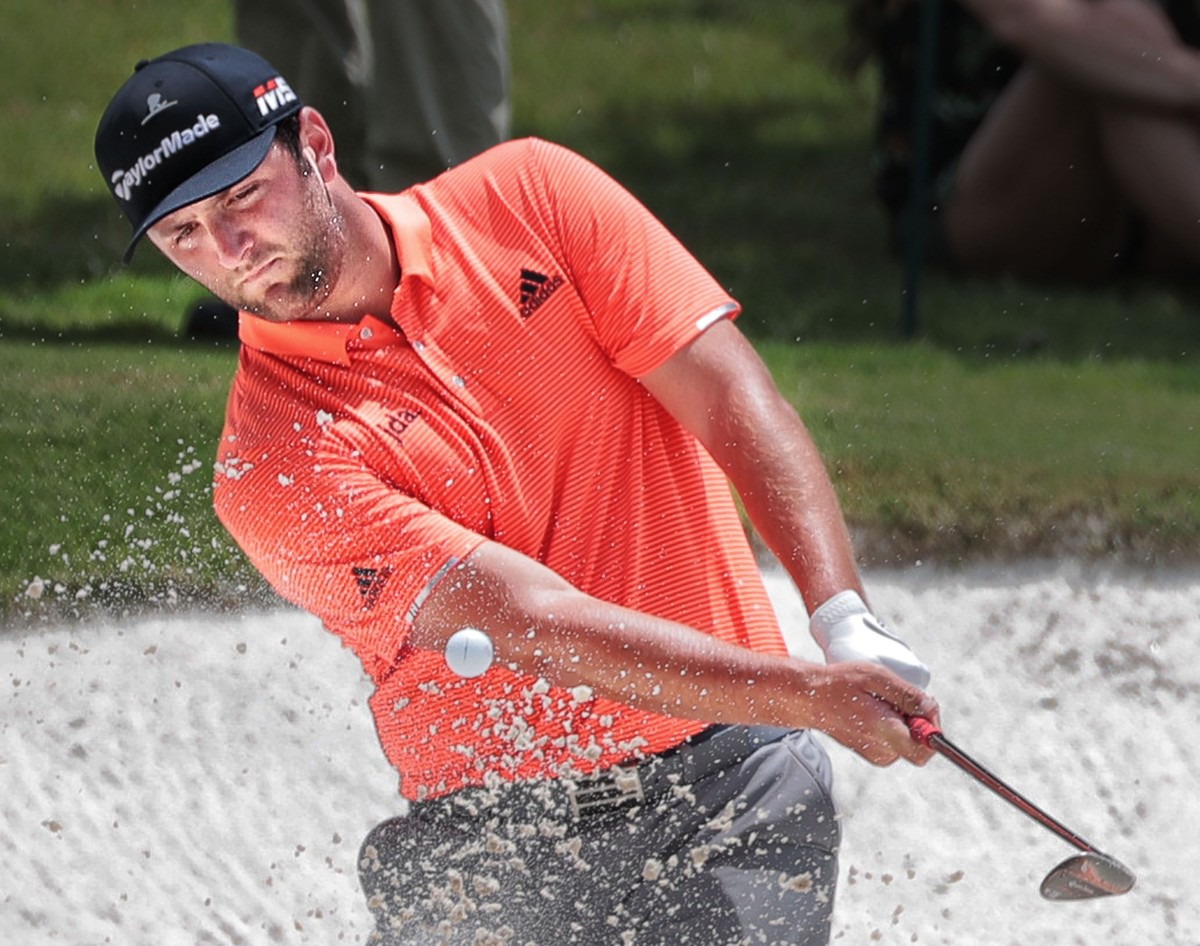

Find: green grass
<box><xmin>3</xmin><ymin>0</ymin><xmax>1199</xmax><ymax>619</ymax></box>
<box><xmin>0</xmin><ymin>341</ymin><xmax>265</xmax><ymax>613</ymax></box>
<box><xmin>764</xmin><ymin>344</ymin><xmax>1200</xmax><ymax>562</ymax></box>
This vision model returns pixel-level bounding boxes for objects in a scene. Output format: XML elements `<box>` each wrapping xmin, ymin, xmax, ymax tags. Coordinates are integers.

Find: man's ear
<box><xmin>297</xmin><ymin>106</ymin><xmax>339</xmax><ymax>182</ymax></box>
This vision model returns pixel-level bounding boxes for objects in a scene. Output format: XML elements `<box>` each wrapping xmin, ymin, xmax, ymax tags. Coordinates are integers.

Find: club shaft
<box><xmin>912</xmin><ymin>720</ymin><xmax>1097</xmax><ymax>854</ymax></box>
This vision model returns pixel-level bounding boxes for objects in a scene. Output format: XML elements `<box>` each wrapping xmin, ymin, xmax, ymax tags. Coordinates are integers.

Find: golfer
<box><xmin>96</xmin><ymin>43</ymin><xmax>938</xmax><ymax>946</ymax></box>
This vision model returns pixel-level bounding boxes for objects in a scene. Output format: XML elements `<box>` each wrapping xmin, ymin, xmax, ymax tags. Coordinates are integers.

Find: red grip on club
<box><xmin>908</xmin><ymin>716</ymin><xmax>942</xmax><ymax>748</ymax></box>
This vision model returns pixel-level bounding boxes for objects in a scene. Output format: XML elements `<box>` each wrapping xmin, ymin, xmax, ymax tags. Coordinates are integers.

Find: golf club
<box><xmin>907</xmin><ymin>716</ymin><xmax>1136</xmax><ymax>900</ymax></box>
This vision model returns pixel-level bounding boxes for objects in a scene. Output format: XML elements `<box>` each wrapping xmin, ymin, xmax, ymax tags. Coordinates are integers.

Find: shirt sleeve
<box><xmin>213</xmin><ymin>390</ymin><xmax>486</xmax><ymax>682</ymax></box>
<box><xmin>524</xmin><ymin>138</ymin><xmax>741</xmax><ymax>378</ymax></box>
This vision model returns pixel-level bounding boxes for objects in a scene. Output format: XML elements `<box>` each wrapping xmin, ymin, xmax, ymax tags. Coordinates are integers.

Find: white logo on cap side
<box><xmin>110</xmin><ymin>113</ymin><xmax>222</xmax><ymax>202</ymax></box>
<box><xmin>252</xmin><ymin>76</ymin><xmax>297</xmax><ymax>117</ymax></box>
<box><xmin>141</xmin><ymin>92</ymin><xmax>178</xmax><ymax>126</ymax></box>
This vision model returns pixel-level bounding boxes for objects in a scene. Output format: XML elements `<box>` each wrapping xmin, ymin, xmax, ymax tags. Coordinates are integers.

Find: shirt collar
<box><xmin>237</xmin><ymin>193</ymin><xmax>433</xmax><ymax>365</ymax></box>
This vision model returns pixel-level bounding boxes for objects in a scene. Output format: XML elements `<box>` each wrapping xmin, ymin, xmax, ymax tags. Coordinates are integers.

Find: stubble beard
<box><xmin>233</xmin><ymin>173</ymin><xmax>347</xmax><ymax>323</ymax></box>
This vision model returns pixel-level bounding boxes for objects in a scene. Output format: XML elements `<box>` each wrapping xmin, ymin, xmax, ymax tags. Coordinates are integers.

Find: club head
<box><xmin>1039</xmin><ymin>852</ymin><xmax>1136</xmax><ymax>900</ymax></box>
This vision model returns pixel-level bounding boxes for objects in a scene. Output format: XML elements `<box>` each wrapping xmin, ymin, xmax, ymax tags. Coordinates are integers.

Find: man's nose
<box><xmin>211</xmin><ymin>216</ymin><xmax>252</xmax><ymax>266</ymax></box>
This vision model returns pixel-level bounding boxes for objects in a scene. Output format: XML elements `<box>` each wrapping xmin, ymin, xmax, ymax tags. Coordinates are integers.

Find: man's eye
<box><xmin>232</xmin><ymin>183</ymin><xmax>260</xmax><ymax>202</ymax></box>
<box><xmin>173</xmin><ymin>224</ymin><xmax>196</xmax><ymax>245</ymax></box>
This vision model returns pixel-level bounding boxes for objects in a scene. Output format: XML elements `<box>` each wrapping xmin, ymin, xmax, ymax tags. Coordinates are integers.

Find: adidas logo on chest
<box><xmin>518</xmin><ymin>267</ymin><xmax>565</xmax><ymax>318</ymax></box>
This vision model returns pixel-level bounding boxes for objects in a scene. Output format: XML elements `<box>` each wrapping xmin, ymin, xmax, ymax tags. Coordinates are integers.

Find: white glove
<box><xmin>809</xmin><ymin>590</ymin><xmax>931</xmax><ymax>689</ymax></box>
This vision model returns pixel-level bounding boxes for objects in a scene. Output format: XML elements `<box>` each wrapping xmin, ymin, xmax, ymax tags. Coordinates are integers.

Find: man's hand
<box><xmin>810</xmin><ymin>590</ymin><xmax>931</xmax><ymax>689</ymax></box>
<box><xmin>807</xmin><ymin>661</ymin><xmax>940</xmax><ymax>767</ymax></box>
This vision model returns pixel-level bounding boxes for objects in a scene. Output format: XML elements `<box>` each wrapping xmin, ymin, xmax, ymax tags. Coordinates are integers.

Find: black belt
<box><xmin>556</xmin><ymin>724</ymin><xmax>795</xmax><ymax>820</ymax></box>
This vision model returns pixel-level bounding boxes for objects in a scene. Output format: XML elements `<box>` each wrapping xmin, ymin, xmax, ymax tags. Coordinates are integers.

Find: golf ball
<box><xmin>444</xmin><ymin>627</ymin><xmax>495</xmax><ymax>678</ymax></box>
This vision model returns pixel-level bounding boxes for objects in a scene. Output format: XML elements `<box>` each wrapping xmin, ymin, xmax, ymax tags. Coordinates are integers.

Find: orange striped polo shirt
<box><xmin>213</xmin><ymin>138</ymin><xmax>788</xmax><ymax>800</ymax></box>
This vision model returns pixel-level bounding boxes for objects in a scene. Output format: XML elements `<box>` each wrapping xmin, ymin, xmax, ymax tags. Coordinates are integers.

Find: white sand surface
<box><xmin>3</xmin><ymin>560</ymin><xmax>1196</xmax><ymax>944</ymax></box>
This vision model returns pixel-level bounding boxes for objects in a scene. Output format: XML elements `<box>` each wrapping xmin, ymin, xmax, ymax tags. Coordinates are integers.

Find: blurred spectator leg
<box><xmin>363</xmin><ymin>0</ymin><xmax>510</xmax><ymax>189</ymax></box>
<box><xmin>942</xmin><ymin>70</ymin><xmax>1128</xmax><ymax>282</ymax></box>
<box><xmin>235</xmin><ymin>0</ymin><xmax>373</xmax><ymax>186</ymax></box>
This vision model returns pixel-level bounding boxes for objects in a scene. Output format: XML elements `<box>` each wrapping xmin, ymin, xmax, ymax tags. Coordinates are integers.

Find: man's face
<box><xmin>148</xmin><ymin>141</ymin><xmax>347</xmax><ymax>323</ymax></box>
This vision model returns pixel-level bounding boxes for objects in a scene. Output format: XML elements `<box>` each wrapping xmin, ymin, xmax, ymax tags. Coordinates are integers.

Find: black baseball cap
<box><xmin>95</xmin><ymin>43</ymin><xmax>303</xmax><ymax>262</ymax></box>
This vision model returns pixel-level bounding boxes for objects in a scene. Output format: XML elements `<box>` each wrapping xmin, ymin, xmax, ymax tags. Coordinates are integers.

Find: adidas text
<box><xmin>519</xmin><ymin>269</ymin><xmax>564</xmax><ymax>318</ymax></box>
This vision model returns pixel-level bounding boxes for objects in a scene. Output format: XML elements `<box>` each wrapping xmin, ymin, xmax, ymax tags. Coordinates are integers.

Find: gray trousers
<box><xmin>234</xmin><ymin>0</ymin><xmax>510</xmax><ymax>190</ymax></box>
<box><xmin>358</xmin><ymin>727</ymin><xmax>840</xmax><ymax>946</ymax></box>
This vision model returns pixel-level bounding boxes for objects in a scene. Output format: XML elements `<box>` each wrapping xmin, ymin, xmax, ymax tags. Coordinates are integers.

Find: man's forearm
<box><xmin>411</xmin><ymin>540</ymin><xmax>815</xmax><ymax>724</ymax></box>
<box><xmin>410</xmin><ymin>540</ymin><xmax>936</xmax><ymax>765</ymax></box>
<box><xmin>639</xmin><ymin>320</ymin><xmax>864</xmax><ymax>613</ymax></box>
<box><xmin>723</xmin><ymin>401</ymin><xmax>864</xmax><ymax>613</ymax></box>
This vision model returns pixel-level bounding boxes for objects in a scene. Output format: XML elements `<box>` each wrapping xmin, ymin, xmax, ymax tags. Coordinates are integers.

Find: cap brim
<box><xmin>122</xmin><ymin>125</ymin><xmax>278</xmax><ymax>263</ymax></box>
